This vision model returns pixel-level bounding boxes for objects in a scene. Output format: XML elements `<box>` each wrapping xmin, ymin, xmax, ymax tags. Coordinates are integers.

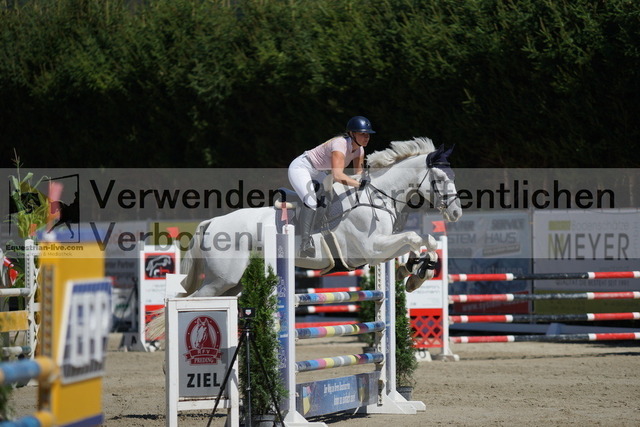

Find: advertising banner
<box><xmin>532</xmin><ymin>209</ymin><xmax>640</xmax><ymax>313</ymax></box>
<box><xmin>443</xmin><ymin>211</ymin><xmax>532</xmax><ymax>314</ymax></box>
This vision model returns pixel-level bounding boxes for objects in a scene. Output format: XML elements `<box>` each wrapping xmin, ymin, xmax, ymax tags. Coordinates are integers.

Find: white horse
<box><xmin>147</xmin><ymin>138</ymin><xmax>461</xmax><ymax>339</ymax></box>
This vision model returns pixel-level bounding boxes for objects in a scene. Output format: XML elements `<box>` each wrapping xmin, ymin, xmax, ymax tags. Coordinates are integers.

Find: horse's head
<box><xmin>366</xmin><ymin>138</ymin><xmax>463</xmax><ymax>223</ymax></box>
<box><xmin>423</xmin><ymin>145</ymin><xmax>462</xmax><ymax>222</ymax></box>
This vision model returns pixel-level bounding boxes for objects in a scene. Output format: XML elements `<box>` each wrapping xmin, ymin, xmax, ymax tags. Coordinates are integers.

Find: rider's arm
<box><xmin>353</xmin><ymin>154</ymin><xmax>364</xmax><ymax>176</ymax></box>
<box><xmin>331</xmin><ymin>151</ymin><xmax>361</xmax><ymax>188</ymax></box>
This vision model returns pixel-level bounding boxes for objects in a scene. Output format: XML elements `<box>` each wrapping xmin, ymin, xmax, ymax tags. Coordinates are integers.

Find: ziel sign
<box><xmin>165</xmin><ymin>297</ymin><xmax>239</xmax><ymax>427</ymax></box>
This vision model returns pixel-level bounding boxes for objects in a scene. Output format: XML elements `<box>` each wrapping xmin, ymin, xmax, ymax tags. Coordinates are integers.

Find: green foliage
<box><xmin>357</xmin><ymin>266</ymin><xmax>418</xmax><ymax>386</ymax></box>
<box><xmin>394</xmin><ymin>275</ymin><xmax>418</xmax><ymax>387</ymax></box>
<box><xmin>237</xmin><ymin>254</ymin><xmax>287</xmax><ymax>415</ymax></box>
<box><xmin>0</xmin><ymin>384</ymin><xmax>14</xmax><ymax>422</ymax></box>
<box><xmin>7</xmin><ymin>157</ymin><xmax>49</xmax><ymax>240</ymax></box>
<box><xmin>1</xmin><ymin>0</ymin><xmax>639</xmax><ymax>168</ymax></box>
<box><xmin>0</xmin><ymin>160</ymin><xmax>49</xmax><ymax>418</ymax></box>
<box><xmin>5</xmin><ymin>159</ymin><xmax>47</xmax><ymax>292</ymax></box>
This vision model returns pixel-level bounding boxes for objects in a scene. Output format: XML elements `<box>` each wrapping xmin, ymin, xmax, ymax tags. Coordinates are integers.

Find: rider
<box><xmin>288</xmin><ymin>116</ymin><xmax>375</xmax><ymax>257</ymax></box>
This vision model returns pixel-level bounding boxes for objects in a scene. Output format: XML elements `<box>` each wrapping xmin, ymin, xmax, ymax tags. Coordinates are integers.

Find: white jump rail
<box><xmin>0</xmin><ymin>239</ymin><xmax>39</xmax><ymax>359</ymax></box>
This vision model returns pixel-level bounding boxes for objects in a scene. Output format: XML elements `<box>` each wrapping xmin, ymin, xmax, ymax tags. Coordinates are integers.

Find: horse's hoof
<box><xmin>406</xmin><ymin>276</ymin><xmax>420</xmax><ymax>293</ymax></box>
<box><xmin>426</xmin><ymin>234</ymin><xmax>437</xmax><ymax>250</ymax></box>
<box><xmin>396</xmin><ymin>265</ymin><xmax>409</xmax><ymax>281</ymax></box>
<box><xmin>417</xmin><ymin>252</ymin><xmax>438</xmax><ymax>279</ymax></box>
<box><xmin>421</xmin><ymin>269</ymin><xmax>435</xmax><ymax>280</ymax></box>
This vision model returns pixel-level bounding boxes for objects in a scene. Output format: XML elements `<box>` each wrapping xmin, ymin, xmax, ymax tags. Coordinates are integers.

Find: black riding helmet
<box><xmin>346</xmin><ymin>116</ymin><xmax>376</xmax><ymax>134</ymax></box>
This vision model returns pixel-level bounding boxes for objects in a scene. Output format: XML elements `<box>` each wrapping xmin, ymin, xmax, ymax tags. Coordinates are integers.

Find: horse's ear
<box><xmin>426</xmin><ymin>151</ymin><xmax>434</xmax><ymax>168</ymax></box>
<box><xmin>444</xmin><ymin>144</ymin><xmax>455</xmax><ymax>158</ymax></box>
<box><xmin>426</xmin><ymin>144</ymin><xmax>446</xmax><ymax>168</ymax></box>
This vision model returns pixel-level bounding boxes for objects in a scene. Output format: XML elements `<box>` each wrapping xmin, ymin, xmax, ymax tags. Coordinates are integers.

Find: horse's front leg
<box><xmin>371</xmin><ymin>231</ymin><xmax>438</xmax><ymax>292</ymax></box>
<box><xmin>371</xmin><ymin>231</ymin><xmax>437</xmax><ymax>263</ymax></box>
<box><xmin>396</xmin><ymin>251</ymin><xmax>419</xmax><ymax>281</ymax></box>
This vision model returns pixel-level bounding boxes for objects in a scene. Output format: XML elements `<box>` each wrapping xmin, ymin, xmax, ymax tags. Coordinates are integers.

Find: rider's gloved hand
<box><xmin>359</xmin><ymin>179</ymin><xmax>369</xmax><ymax>190</ymax></box>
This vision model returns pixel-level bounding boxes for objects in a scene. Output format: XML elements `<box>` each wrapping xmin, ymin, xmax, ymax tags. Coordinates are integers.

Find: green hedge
<box><xmin>1</xmin><ymin>0</ymin><xmax>638</xmax><ymax>168</ymax></box>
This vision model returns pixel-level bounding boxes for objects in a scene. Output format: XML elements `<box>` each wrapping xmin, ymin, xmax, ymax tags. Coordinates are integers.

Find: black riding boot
<box><xmin>299</xmin><ymin>205</ymin><xmax>317</xmax><ymax>258</ymax></box>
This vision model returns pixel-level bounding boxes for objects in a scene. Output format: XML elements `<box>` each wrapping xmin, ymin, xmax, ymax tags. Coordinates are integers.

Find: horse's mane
<box><xmin>366</xmin><ymin>137</ymin><xmax>435</xmax><ymax>168</ymax></box>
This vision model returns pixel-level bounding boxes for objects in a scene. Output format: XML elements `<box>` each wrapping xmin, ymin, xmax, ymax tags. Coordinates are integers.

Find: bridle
<box><xmin>423</xmin><ymin>162</ymin><xmax>460</xmax><ymax>214</ymax></box>
<box><xmin>362</xmin><ymin>161</ymin><xmax>459</xmax><ymax>219</ymax></box>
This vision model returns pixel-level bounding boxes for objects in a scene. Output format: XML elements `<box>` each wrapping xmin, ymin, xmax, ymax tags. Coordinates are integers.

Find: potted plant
<box><xmin>357</xmin><ymin>266</ymin><xmax>418</xmax><ymax>399</ymax></box>
<box><xmin>237</xmin><ymin>254</ymin><xmax>287</xmax><ymax>426</ymax></box>
<box><xmin>394</xmin><ymin>276</ymin><xmax>419</xmax><ymax>400</ymax></box>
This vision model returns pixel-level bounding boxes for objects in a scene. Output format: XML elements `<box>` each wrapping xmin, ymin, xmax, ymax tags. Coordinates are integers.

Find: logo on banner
<box><xmin>144</xmin><ymin>253</ymin><xmax>175</xmax><ymax>279</ymax></box>
<box><xmin>184</xmin><ymin>316</ymin><xmax>222</xmax><ymax>365</ymax></box>
<box><xmin>8</xmin><ymin>173</ymin><xmax>80</xmax><ymax>242</ymax></box>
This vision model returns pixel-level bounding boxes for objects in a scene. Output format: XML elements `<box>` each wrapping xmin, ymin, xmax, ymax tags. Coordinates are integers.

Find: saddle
<box><xmin>273</xmin><ymin>175</ymin><xmax>343</xmax><ymax>232</ymax></box>
<box><xmin>273</xmin><ymin>174</ymin><xmax>413</xmax><ymax>274</ymax></box>
<box><xmin>273</xmin><ymin>176</ymin><xmax>357</xmax><ymax>274</ymax></box>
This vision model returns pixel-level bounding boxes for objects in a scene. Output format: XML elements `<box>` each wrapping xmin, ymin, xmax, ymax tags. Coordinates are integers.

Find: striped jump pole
<box><xmin>296</xmin><ymin>321</ymin><xmax>386</xmax><ymax>339</ymax></box>
<box><xmin>0</xmin><ymin>356</ymin><xmax>55</xmax><ymax>386</ymax></box>
<box><xmin>300</xmin><ymin>286</ymin><xmax>361</xmax><ymax>293</ymax></box>
<box><xmin>296</xmin><ymin>353</ymin><xmax>385</xmax><ymax>373</ymax></box>
<box><xmin>0</xmin><ymin>288</ymin><xmax>30</xmax><ymax>297</ymax></box>
<box><xmin>450</xmin><ymin>312</ymin><xmax>640</xmax><ymax>324</ymax></box>
<box><xmin>449</xmin><ymin>271</ymin><xmax>640</xmax><ymax>282</ymax></box>
<box><xmin>450</xmin><ymin>291</ymin><xmax>640</xmax><ymax>303</ymax></box>
<box><xmin>1</xmin><ymin>346</ymin><xmax>32</xmax><ymax>358</ymax></box>
<box><xmin>452</xmin><ymin>332</ymin><xmax>640</xmax><ymax>344</ymax></box>
<box><xmin>296</xmin><ymin>287</ymin><xmax>363</xmax><ymax>318</ymax></box>
<box><xmin>296</xmin><ymin>269</ymin><xmax>366</xmax><ymax>278</ymax></box>
<box><xmin>295</xmin><ymin>320</ymin><xmax>359</xmax><ymax>328</ymax></box>
<box><xmin>295</xmin><ymin>290</ymin><xmax>383</xmax><ymax>305</ymax></box>
<box><xmin>0</xmin><ymin>357</ymin><xmax>57</xmax><ymax>427</ymax></box>
<box><xmin>269</xmin><ymin>224</ymin><xmax>424</xmax><ymax>426</ymax></box>
<box><xmin>296</xmin><ymin>304</ymin><xmax>359</xmax><ymax>314</ymax></box>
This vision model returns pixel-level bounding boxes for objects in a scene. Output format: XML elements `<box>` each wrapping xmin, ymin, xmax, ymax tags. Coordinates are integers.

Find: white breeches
<box><xmin>288</xmin><ymin>154</ymin><xmax>327</xmax><ymax>210</ymax></box>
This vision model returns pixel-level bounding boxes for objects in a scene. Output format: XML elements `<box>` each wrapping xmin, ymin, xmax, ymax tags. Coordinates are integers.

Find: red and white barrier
<box><xmin>452</xmin><ymin>332</ymin><xmax>640</xmax><ymax>344</ymax></box>
<box><xmin>450</xmin><ymin>312</ymin><xmax>640</xmax><ymax>324</ymax></box>
<box><xmin>408</xmin><ymin>236</ymin><xmax>640</xmax><ymax>355</ymax></box>
<box><xmin>449</xmin><ymin>271</ymin><xmax>640</xmax><ymax>282</ymax></box>
<box><xmin>450</xmin><ymin>291</ymin><xmax>640</xmax><ymax>303</ymax></box>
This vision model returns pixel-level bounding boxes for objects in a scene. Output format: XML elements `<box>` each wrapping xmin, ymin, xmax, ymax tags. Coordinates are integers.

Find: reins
<box><xmin>320</xmin><ymin>152</ymin><xmax>459</xmax><ymax>227</ymax></box>
<box><xmin>362</xmin><ymin>162</ymin><xmax>460</xmax><ymax>222</ymax></box>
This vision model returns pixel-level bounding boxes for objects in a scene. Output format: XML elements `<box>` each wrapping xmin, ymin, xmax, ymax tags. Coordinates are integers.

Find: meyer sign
<box><xmin>533</xmin><ymin>209</ymin><xmax>640</xmax><ymax>291</ymax></box>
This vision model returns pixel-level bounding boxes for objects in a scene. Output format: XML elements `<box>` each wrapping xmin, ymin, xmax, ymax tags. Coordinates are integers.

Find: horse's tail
<box><xmin>145</xmin><ymin>220</ymin><xmax>211</xmax><ymax>342</ymax></box>
<box><xmin>181</xmin><ymin>220</ymin><xmax>210</xmax><ymax>296</ymax></box>
<box><xmin>146</xmin><ymin>308</ymin><xmax>166</xmax><ymax>341</ymax></box>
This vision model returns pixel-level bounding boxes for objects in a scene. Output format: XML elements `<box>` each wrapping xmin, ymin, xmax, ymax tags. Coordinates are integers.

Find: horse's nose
<box><xmin>451</xmin><ymin>209</ymin><xmax>460</xmax><ymax>221</ymax></box>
